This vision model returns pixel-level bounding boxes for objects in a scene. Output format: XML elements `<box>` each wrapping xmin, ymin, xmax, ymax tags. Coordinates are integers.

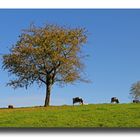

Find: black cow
<box><xmin>8</xmin><ymin>105</ymin><xmax>14</xmax><ymax>109</ymax></box>
<box><xmin>111</xmin><ymin>97</ymin><xmax>119</xmax><ymax>104</ymax></box>
<box><xmin>73</xmin><ymin>97</ymin><xmax>83</xmax><ymax>105</ymax></box>
<box><xmin>133</xmin><ymin>99</ymin><xmax>140</xmax><ymax>103</ymax></box>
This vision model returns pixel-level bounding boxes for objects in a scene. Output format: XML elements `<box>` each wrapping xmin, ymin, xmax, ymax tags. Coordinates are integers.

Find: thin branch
<box><xmin>38</xmin><ymin>76</ymin><xmax>46</xmax><ymax>85</ymax></box>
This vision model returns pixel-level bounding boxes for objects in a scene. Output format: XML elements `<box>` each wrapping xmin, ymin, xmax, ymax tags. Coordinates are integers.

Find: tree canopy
<box><xmin>130</xmin><ymin>81</ymin><xmax>140</xmax><ymax>100</ymax></box>
<box><xmin>2</xmin><ymin>23</ymin><xmax>88</xmax><ymax>106</ymax></box>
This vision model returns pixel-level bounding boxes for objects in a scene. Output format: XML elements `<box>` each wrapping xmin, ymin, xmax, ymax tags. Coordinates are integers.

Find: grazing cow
<box><xmin>8</xmin><ymin>105</ymin><xmax>14</xmax><ymax>109</ymax></box>
<box><xmin>111</xmin><ymin>97</ymin><xmax>119</xmax><ymax>104</ymax></box>
<box><xmin>133</xmin><ymin>99</ymin><xmax>140</xmax><ymax>103</ymax></box>
<box><xmin>73</xmin><ymin>97</ymin><xmax>83</xmax><ymax>105</ymax></box>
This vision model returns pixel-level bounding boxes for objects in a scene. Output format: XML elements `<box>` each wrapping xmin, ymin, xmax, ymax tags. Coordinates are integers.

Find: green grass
<box><xmin>0</xmin><ymin>103</ymin><xmax>140</xmax><ymax>127</ymax></box>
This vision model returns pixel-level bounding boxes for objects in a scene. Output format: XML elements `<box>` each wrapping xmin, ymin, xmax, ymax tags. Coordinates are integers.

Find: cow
<box><xmin>133</xmin><ymin>99</ymin><xmax>140</xmax><ymax>103</ymax></box>
<box><xmin>73</xmin><ymin>97</ymin><xmax>84</xmax><ymax>105</ymax></box>
<box><xmin>111</xmin><ymin>97</ymin><xmax>119</xmax><ymax>104</ymax></box>
<box><xmin>8</xmin><ymin>105</ymin><xmax>14</xmax><ymax>109</ymax></box>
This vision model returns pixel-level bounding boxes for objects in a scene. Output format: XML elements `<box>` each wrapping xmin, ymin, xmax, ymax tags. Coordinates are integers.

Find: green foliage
<box><xmin>0</xmin><ymin>104</ymin><xmax>140</xmax><ymax>127</ymax></box>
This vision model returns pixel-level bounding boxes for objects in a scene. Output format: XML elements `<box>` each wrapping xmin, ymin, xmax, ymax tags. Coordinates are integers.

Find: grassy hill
<box><xmin>0</xmin><ymin>103</ymin><xmax>140</xmax><ymax>128</ymax></box>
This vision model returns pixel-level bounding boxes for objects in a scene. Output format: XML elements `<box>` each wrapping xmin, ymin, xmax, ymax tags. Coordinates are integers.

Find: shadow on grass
<box><xmin>0</xmin><ymin>128</ymin><xmax>140</xmax><ymax>133</ymax></box>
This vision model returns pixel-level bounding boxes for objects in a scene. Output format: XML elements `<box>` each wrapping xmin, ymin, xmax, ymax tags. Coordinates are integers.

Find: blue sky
<box><xmin>0</xmin><ymin>9</ymin><xmax>140</xmax><ymax>107</ymax></box>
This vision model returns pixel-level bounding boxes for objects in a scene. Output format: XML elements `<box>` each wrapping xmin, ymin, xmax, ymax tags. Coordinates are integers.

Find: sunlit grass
<box><xmin>0</xmin><ymin>104</ymin><xmax>140</xmax><ymax>127</ymax></box>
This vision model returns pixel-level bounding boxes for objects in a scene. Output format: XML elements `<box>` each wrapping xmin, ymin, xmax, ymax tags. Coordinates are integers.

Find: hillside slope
<box><xmin>0</xmin><ymin>104</ymin><xmax>140</xmax><ymax>127</ymax></box>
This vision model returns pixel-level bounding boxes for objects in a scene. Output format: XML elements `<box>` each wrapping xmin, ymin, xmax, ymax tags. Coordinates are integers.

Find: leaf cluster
<box><xmin>3</xmin><ymin>23</ymin><xmax>88</xmax><ymax>89</ymax></box>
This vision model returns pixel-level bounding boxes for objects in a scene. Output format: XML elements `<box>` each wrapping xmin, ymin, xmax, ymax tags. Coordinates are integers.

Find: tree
<box><xmin>130</xmin><ymin>81</ymin><xmax>140</xmax><ymax>100</ymax></box>
<box><xmin>2</xmin><ymin>23</ymin><xmax>88</xmax><ymax>106</ymax></box>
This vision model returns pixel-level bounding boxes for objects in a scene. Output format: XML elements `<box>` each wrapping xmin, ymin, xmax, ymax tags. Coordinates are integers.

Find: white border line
<box><xmin>0</xmin><ymin>0</ymin><xmax>140</xmax><ymax>8</ymax></box>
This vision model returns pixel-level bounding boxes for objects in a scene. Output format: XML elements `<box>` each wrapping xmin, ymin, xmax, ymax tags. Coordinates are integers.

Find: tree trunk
<box><xmin>44</xmin><ymin>83</ymin><xmax>51</xmax><ymax>107</ymax></box>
